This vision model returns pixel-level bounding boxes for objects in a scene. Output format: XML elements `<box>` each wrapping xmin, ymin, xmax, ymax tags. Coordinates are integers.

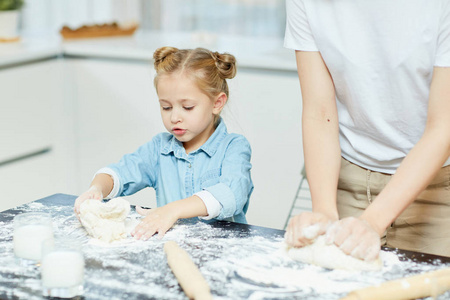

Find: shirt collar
<box><xmin>161</xmin><ymin>118</ymin><xmax>227</xmax><ymax>157</ymax></box>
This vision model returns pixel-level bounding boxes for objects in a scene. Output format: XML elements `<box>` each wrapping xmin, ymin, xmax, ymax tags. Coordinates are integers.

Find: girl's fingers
<box><xmin>131</xmin><ymin>221</ymin><xmax>145</xmax><ymax>236</ymax></box>
<box><xmin>132</xmin><ymin>217</ymin><xmax>160</xmax><ymax>240</ymax></box>
<box><xmin>141</xmin><ymin>226</ymin><xmax>158</xmax><ymax>241</ymax></box>
<box><xmin>132</xmin><ymin>223</ymin><xmax>149</xmax><ymax>239</ymax></box>
<box><xmin>74</xmin><ymin>190</ymin><xmax>102</xmax><ymax>215</ymax></box>
<box><xmin>157</xmin><ymin>225</ymin><xmax>170</xmax><ymax>239</ymax></box>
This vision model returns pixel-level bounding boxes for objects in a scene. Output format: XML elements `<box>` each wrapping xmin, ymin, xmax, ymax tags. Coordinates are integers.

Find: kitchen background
<box><xmin>21</xmin><ymin>0</ymin><xmax>285</xmax><ymax>37</ymax></box>
<box><xmin>0</xmin><ymin>0</ymin><xmax>311</xmax><ymax>230</ymax></box>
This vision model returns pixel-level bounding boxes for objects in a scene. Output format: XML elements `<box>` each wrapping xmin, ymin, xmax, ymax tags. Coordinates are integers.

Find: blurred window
<box><xmin>20</xmin><ymin>0</ymin><xmax>285</xmax><ymax>38</ymax></box>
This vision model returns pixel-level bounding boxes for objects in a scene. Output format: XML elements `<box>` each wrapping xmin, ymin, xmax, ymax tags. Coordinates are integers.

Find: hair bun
<box><xmin>212</xmin><ymin>52</ymin><xmax>237</xmax><ymax>79</ymax></box>
<box><xmin>153</xmin><ymin>46</ymin><xmax>179</xmax><ymax>70</ymax></box>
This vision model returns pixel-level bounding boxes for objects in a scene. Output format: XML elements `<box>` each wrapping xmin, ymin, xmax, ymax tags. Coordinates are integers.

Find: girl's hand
<box><xmin>132</xmin><ymin>205</ymin><xmax>179</xmax><ymax>240</ymax></box>
<box><xmin>285</xmin><ymin>212</ymin><xmax>332</xmax><ymax>247</ymax></box>
<box><xmin>74</xmin><ymin>186</ymin><xmax>103</xmax><ymax>216</ymax></box>
<box><xmin>325</xmin><ymin>217</ymin><xmax>380</xmax><ymax>262</ymax></box>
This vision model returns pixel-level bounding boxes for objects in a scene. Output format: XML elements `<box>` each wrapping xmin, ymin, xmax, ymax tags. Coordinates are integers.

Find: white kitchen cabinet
<box><xmin>0</xmin><ymin>59</ymin><xmax>75</xmax><ymax>211</ymax></box>
<box><xmin>67</xmin><ymin>58</ymin><xmax>304</xmax><ymax>229</ymax></box>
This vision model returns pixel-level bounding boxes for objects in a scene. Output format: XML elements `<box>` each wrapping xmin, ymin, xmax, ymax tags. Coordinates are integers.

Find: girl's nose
<box><xmin>170</xmin><ymin>109</ymin><xmax>182</xmax><ymax>123</ymax></box>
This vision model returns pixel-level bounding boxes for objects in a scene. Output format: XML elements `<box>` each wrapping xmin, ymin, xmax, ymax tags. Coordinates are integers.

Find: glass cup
<box><xmin>13</xmin><ymin>212</ymin><xmax>54</xmax><ymax>264</ymax></box>
<box><xmin>41</xmin><ymin>237</ymin><xmax>85</xmax><ymax>298</ymax></box>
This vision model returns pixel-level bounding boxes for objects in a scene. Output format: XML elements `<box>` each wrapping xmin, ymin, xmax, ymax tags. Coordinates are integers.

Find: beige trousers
<box><xmin>337</xmin><ymin>157</ymin><xmax>450</xmax><ymax>257</ymax></box>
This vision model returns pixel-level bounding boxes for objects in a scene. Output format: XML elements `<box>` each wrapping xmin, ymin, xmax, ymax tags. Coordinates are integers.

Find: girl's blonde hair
<box><xmin>153</xmin><ymin>46</ymin><xmax>237</xmax><ymax>101</ymax></box>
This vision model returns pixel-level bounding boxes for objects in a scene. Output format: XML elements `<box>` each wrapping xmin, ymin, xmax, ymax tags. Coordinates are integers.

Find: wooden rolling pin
<box><xmin>340</xmin><ymin>268</ymin><xmax>450</xmax><ymax>300</ymax></box>
<box><xmin>164</xmin><ymin>241</ymin><xmax>212</xmax><ymax>300</ymax></box>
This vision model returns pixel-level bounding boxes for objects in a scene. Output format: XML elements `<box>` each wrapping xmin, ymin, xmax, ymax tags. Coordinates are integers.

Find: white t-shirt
<box><xmin>285</xmin><ymin>0</ymin><xmax>450</xmax><ymax>174</ymax></box>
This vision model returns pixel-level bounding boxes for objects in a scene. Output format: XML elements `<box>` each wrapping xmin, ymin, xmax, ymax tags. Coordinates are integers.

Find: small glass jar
<box><xmin>41</xmin><ymin>237</ymin><xmax>85</xmax><ymax>298</ymax></box>
<box><xmin>13</xmin><ymin>212</ymin><xmax>54</xmax><ymax>262</ymax></box>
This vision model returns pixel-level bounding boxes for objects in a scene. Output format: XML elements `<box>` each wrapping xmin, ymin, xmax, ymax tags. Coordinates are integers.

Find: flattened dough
<box><xmin>286</xmin><ymin>235</ymin><xmax>382</xmax><ymax>271</ymax></box>
<box><xmin>79</xmin><ymin>198</ymin><xmax>131</xmax><ymax>243</ymax></box>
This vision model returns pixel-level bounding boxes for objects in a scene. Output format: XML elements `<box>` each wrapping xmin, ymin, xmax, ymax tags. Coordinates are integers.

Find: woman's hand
<box><xmin>131</xmin><ymin>205</ymin><xmax>179</xmax><ymax>240</ymax></box>
<box><xmin>285</xmin><ymin>211</ymin><xmax>333</xmax><ymax>247</ymax></box>
<box><xmin>326</xmin><ymin>217</ymin><xmax>381</xmax><ymax>262</ymax></box>
<box><xmin>74</xmin><ymin>185</ymin><xmax>103</xmax><ymax>216</ymax></box>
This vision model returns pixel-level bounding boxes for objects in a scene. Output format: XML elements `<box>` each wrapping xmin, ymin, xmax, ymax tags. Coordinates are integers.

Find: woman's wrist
<box><xmin>359</xmin><ymin>211</ymin><xmax>388</xmax><ymax>237</ymax></box>
<box><xmin>312</xmin><ymin>202</ymin><xmax>339</xmax><ymax>221</ymax></box>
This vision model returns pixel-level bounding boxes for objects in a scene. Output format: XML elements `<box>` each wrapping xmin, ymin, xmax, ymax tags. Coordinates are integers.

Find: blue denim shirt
<box><xmin>107</xmin><ymin>119</ymin><xmax>253</xmax><ymax>223</ymax></box>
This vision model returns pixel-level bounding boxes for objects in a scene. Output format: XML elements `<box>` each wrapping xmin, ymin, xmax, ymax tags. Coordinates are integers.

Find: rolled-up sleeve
<box><xmin>94</xmin><ymin>167</ymin><xmax>120</xmax><ymax>199</ymax></box>
<box><xmin>205</xmin><ymin>136</ymin><xmax>253</xmax><ymax>220</ymax></box>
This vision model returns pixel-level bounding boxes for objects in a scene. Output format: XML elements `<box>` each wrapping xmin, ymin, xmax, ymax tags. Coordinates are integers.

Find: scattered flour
<box><xmin>1</xmin><ymin>200</ymin><xmax>449</xmax><ymax>300</ymax></box>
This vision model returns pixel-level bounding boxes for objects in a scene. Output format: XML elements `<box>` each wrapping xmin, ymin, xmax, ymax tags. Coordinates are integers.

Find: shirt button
<box><xmin>188</xmin><ymin>163</ymin><xmax>192</xmax><ymax>168</ymax></box>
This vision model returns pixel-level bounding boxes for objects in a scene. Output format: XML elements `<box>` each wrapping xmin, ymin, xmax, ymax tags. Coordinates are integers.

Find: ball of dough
<box><xmin>79</xmin><ymin>198</ymin><xmax>131</xmax><ymax>243</ymax></box>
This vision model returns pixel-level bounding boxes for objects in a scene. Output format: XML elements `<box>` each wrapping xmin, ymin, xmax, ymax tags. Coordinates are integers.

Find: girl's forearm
<box><xmin>90</xmin><ymin>173</ymin><xmax>114</xmax><ymax>198</ymax></box>
<box><xmin>361</xmin><ymin>129</ymin><xmax>450</xmax><ymax>236</ymax></box>
<box><xmin>303</xmin><ymin>114</ymin><xmax>341</xmax><ymax>221</ymax></box>
<box><xmin>169</xmin><ymin>195</ymin><xmax>208</xmax><ymax>219</ymax></box>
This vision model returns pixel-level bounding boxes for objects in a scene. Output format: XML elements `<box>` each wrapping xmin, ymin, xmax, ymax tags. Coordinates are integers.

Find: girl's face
<box><xmin>157</xmin><ymin>73</ymin><xmax>226</xmax><ymax>153</ymax></box>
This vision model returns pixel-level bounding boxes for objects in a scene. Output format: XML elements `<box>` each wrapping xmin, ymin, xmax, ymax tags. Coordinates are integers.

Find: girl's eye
<box><xmin>162</xmin><ymin>107</ymin><xmax>172</xmax><ymax>111</ymax></box>
<box><xmin>184</xmin><ymin>106</ymin><xmax>194</xmax><ymax>111</ymax></box>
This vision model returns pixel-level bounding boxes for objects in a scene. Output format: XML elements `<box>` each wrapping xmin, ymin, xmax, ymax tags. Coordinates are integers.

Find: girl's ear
<box><xmin>213</xmin><ymin>92</ymin><xmax>227</xmax><ymax>115</ymax></box>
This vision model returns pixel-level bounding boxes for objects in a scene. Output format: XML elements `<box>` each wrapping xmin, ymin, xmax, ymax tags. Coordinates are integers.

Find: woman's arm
<box><xmin>285</xmin><ymin>50</ymin><xmax>341</xmax><ymax>247</ymax></box>
<box><xmin>332</xmin><ymin>67</ymin><xmax>450</xmax><ymax>261</ymax></box>
<box><xmin>299</xmin><ymin>51</ymin><xmax>341</xmax><ymax>219</ymax></box>
<box><xmin>360</xmin><ymin>67</ymin><xmax>450</xmax><ymax>235</ymax></box>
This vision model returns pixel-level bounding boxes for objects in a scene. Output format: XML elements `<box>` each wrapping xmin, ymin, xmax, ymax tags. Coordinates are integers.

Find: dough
<box><xmin>79</xmin><ymin>198</ymin><xmax>131</xmax><ymax>243</ymax></box>
<box><xmin>286</xmin><ymin>235</ymin><xmax>382</xmax><ymax>271</ymax></box>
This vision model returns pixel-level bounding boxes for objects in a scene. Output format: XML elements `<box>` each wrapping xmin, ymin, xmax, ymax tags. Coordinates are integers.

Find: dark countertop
<box><xmin>0</xmin><ymin>194</ymin><xmax>449</xmax><ymax>300</ymax></box>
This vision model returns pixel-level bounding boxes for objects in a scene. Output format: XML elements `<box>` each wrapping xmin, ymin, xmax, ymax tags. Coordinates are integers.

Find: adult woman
<box><xmin>284</xmin><ymin>0</ymin><xmax>450</xmax><ymax>260</ymax></box>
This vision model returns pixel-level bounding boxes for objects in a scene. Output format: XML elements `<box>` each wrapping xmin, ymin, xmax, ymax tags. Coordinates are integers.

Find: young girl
<box><xmin>74</xmin><ymin>46</ymin><xmax>254</xmax><ymax>240</ymax></box>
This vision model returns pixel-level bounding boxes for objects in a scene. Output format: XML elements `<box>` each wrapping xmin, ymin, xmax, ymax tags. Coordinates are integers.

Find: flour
<box><xmin>1</xmin><ymin>200</ymin><xmax>449</xmax><ymax>300</ymax></box>
<box><xmin>232</xmin><ymin>248</ymin><xmax>401</xmax><ymax>295</ymax></box>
